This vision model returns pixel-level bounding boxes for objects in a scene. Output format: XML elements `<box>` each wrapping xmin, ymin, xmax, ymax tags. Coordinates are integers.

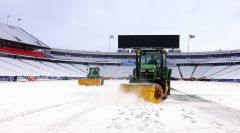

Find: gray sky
<box><xmin>1</xmin><ymin>0</ymin><xmax>240</xmax><ymax>52</ymax></box>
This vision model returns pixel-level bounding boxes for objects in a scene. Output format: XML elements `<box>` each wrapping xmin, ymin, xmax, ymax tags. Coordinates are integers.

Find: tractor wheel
<box><xmin>101</xmin><ymin>78</ymin><xmax>104</xmax><ymax>85</ymax></box>
<box><xmin>167</xmin><ymin>81</ymin><xmax>171</xmax><ymax>95</ymax></box>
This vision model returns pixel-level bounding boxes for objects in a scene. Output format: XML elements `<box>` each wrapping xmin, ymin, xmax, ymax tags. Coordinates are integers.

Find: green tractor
<box><xmin>78</xmin><ymin>66</ymin><xmax>104</xmax><ymax>86</ymax></box>
<box><xmin>120</xmin><ymin>49</ymin><xmax>172</xmax><ymax>103</ymax></box>
<box><xmin>118</xmin><ymin>35</ymin><xmax>178</xmax><ymax>103</ymax></box>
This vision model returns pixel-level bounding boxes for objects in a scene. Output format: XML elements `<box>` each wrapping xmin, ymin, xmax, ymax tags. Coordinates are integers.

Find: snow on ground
<box><xmin>0</xmin><ymin>80</ymin><xmax>239</xmax><ymax>133</ymax></box>
<box><xmin>172</xmin><ymin>81</ymin><xmax>240</xmax><ymax>109</ymax></box>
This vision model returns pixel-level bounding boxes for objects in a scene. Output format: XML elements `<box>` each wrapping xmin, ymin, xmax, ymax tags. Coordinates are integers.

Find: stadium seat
<box><xmin>0</xmin><ymin>47</ymin><xmax>48</xmax><ymax>58</ymax></box>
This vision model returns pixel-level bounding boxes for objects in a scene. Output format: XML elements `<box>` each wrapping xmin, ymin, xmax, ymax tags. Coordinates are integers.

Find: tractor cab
<box><xmin>132</xmin><ymin>49</ymin><xmax>168</xmax><ymax>84</ymax></box>
<box><xmin>141</xmin><ymin>50</ymin><xmax>163</xmax><ymax>68</ymax></box>
<box><xmin>139</xmin><ymin>50</ymin><xmax>166</xmax><ymax>83</ymax></box>
<box><xmin>87</xmin><ymin>67</ymin><xmax>100</xmax><ymax>79</ymax></box>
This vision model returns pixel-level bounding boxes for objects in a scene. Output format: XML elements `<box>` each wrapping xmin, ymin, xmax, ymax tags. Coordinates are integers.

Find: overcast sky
<box><xmin>1</xmin><ymin>0</ymin><xmax>240</xmax><ymax>52</ymax></box>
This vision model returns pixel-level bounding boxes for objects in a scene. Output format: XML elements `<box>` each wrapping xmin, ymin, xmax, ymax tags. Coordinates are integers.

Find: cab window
<box><xmin>140</xmin><ymin>51</ymin><xmax>162</xmax><ymax>68</ymax></box>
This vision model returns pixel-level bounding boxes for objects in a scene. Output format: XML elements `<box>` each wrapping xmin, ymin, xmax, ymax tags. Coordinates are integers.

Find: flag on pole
<box><xmin>189</xmin><ymin>34</ymin><xmax>195</xmax><ymax>38</ymax></box>
<box><xmin>109</xmin><ymin>35</ymin><xmax>114</xmax><ymax>39</ymax></box>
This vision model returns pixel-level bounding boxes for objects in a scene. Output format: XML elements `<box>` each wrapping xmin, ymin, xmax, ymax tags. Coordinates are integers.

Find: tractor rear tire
<box><xmin>167</xmin><ymin>81</ymin><xmax>171</xmax><ymax>95</ymax></box>
<box><xmin>101</xmin><ymin>78</ymin><xmax>104</xmax><ymax>85</ymax></box>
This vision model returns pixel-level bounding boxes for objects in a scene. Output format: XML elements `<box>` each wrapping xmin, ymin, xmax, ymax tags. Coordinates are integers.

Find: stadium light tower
<box><xmin>109</xmin><ymin>35</ymin><xmax>114</xmax><ymax>52</ymax></box>
<box><xmin>188</xmin><ymin>34</ymin><xmax>195</xmax><ymax>52</ymax></box>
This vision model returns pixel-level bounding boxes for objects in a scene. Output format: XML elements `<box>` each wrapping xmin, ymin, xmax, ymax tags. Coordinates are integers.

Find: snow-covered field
<box><xmin>0</xmin><ymin>80</ymin><xmax>240</xmax><ymax>133</ymax></box>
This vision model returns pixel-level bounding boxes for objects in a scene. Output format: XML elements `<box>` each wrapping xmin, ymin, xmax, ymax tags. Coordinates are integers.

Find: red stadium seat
<box><xmin>0</xmin><ymin>47</ymin><xmax>47</xmax><ymax>58</ymax></box>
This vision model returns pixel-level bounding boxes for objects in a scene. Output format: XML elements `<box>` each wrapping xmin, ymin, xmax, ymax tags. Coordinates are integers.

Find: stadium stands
<box><xmin>0</xmin><ymin>56</ymin><xmax>87</xmax><ymax>77</ymax></box>
<box><xmin>169</xmin><ymin>66</ymin><xmax>181</xmax><ymax>78</ymax></box>
<box><xmin>1</xmin><ymin>53</ymin><xmax>240</xmax><ymax>81</ymax></box>
<box><xmin>179</xmin><ymin>66</ymin><xmax>195</xmax><ymax>78</ymax></box>
<box><xmin>192</xmin><ymin>66</ymin><xmax>213</xmax><ymax>78</ymax></box>
<box><xmin>209</xmin><ymin>65</ymin><xmax>240</xmax><ymax>79</ymax></box>
<box><xmin>202</xmin><ymin>65</ymin><xmax>230</xmax><ymax>78</ymax></box>
<box><xmin>2</xmin><ymin>52</ymin><xmax>240</xmax><ymax>80</ymax></box>
<box><xmin>99</xmin><ymin>65</ymin><xmax>134</xmax><ymax>78</ymax></box>
<box><xmin>51</xmin><ymin>54</ymin><xmax>127</xmax><ymax>63</ymax></box>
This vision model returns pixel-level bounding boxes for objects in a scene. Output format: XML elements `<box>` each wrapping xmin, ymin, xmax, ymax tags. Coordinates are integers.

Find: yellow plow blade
<box><xmin>78</xmin><ymin>78</ymin><xmax>102</xmax><ymax>86</ymax></box>
<box><xmin>120</xmin><ymin>83</ymin><xmax>164</xmax><ymax>103</ymax></box>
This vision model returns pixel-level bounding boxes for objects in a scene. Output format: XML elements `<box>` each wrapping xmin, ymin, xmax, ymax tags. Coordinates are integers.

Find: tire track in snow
<box><xmin>0</xmin><ymin>99</ymin><xmax>88</xmax><ymax>123</ymax></box>
<box><xmin>172</xmin><ymin>88</ymin><xmax>240</xmax><ymax>126</ymax></box>
<box><xmin>41</xmin><ymin>106</ymin><xmax>98</xmax><ymax>133</ymax></box>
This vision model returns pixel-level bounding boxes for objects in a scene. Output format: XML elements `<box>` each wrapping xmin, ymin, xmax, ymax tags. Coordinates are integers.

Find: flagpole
<box><xmin>188</xmin><ymin>37</ymin><xmax>190</xmax><ymax>52</ymax></box>
<box><xmin>109</xmin><ymin>36</ymin><xmax>111</xmax><ymax>52</ymax></box>
<box><xmin>188</xmin><ymin>34</ymin><xmax>195</xmax><ymax>52</ymax></box>
<box><xmin>108</xmin><ymin>35</ymin><xmax>114</xmax><ymax>52</ymax></box>
<box><xmin>17</xmin><ymin>18</ymin><xmax>21</xmax><ymax>27</ymax></box>
<box><xmin>7</xmin><ymin>15</ymin><xmax>10</xmax><ymax>25</ymax></box>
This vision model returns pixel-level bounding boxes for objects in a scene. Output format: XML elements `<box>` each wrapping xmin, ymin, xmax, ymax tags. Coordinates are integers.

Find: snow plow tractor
<box><xmin>120</xmin><ymin>49</ymin><xmax>172</xmax><ymax>103</ymax></box>
<box><xmin>78</xmin><ymin>67</ymin><xmax>104</xmax><ymax>86</ymax></box>
<box><xmin>118</xmin><ymin>35</ymin><xmax>179</xmax><ymax>103</ymax></box>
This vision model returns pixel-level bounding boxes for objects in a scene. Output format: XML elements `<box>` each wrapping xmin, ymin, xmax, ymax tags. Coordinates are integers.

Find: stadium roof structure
<box><xmin>0</xmin><ymin>23</ymin><xmax>49</xmax><ymax>49</ymax></box>
<box><xmin>51</xmin><ymin>48</ymin><xmax>240</xmax><ymax>57</ymax></box>
<box><xmin>51</xmin><ymin>48</ymin><xmax>135</xmax><ymax>56</ymax></box>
